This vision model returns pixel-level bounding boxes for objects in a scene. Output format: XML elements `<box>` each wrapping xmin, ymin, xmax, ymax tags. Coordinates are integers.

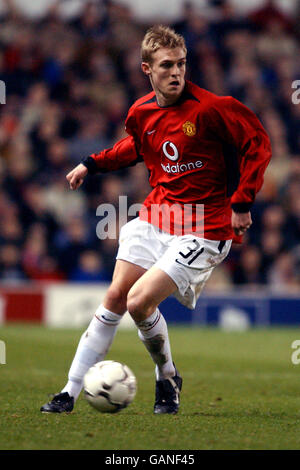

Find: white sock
<box><xmin>136</xmin><ymin>308</ymin><xmax>175</xmax><ymax>380</ymax></box>
<box><xmin>61</xmin><ymin>305</ymin><xmax>122</xmax><ymax>400</ymax></box>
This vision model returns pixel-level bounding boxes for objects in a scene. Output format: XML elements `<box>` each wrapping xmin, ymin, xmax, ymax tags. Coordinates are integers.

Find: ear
<box><xmin>141</xmin><ymin>62</ymin><xmax>151</xmax><ymax>76</ymax></box>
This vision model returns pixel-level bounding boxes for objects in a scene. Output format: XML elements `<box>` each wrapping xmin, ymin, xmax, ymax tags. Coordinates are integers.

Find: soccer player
<box><xmin>41</xmin><ymin>25</ymin><xmax>271</xmax><ymax>414</ymax></box>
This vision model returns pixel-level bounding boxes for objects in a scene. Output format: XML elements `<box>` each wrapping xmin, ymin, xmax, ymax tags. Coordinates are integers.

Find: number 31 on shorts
<box><xmin>175</xmin><ymin>239</ymin><xmax>204</xmax><ymax>267</ymax></box>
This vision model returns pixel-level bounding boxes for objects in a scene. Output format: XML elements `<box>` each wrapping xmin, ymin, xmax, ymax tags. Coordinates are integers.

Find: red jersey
<box><xmin>83</xmin><ymin>81</ymin><xmax>272</xmax><ymax>241</ymax></box>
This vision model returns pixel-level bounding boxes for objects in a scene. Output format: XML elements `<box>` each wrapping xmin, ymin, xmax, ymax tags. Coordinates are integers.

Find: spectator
<box><xmin>0</xmin><ymin>244</ymin><xmax>27</xmax><ymax>282</ymax></box>
<box><xmin>232</xmin><ymin>245</ymin><xmax>266</xmax><ymax>286</ymax></box>
<box><xmin>268</xmin><ymin>251</ymin><xmax>299</xmax><ymax>292</ymax></box>
<box><xmin>69</xmin><ymin>250</ymin><xmax>110</xmax><ymax>282</ymax></box>
<box><xmin>0</xmin><ymin>0</ymin><xmax>298</xmax><ymax>291</ymax></box>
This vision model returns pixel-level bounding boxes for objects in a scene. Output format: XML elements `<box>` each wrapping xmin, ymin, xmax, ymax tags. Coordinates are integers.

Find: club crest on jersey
<box><xmin>182</xmin><ymin>121</ymin><xmax>196</xmax><ymax>137</ymax></box>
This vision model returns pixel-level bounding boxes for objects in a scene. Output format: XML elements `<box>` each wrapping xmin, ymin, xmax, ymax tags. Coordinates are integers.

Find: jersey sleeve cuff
<box><xmin>81</xmin><ymin>156</ymin><xmax>100</xmax><ymax>175</ymax></box>
<box><xmin>231</xmin><ymin>202</ymin><xmax>252</xmax><ymax>213</ymax></box>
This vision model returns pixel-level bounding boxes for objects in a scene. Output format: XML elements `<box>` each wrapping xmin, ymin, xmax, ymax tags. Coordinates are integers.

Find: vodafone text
<box><xmin>161</xmin><ymin>160</ymin><xmax>203</xmax><ymax>174</ymax></box>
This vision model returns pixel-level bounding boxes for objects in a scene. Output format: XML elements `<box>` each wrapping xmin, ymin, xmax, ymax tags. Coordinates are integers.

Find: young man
<box><xmin>41</xmin><ymin>25</ymin><xmax>271</xmax><ymax>415</ymax></box>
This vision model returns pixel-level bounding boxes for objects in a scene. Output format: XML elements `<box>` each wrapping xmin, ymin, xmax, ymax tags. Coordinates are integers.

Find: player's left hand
<box><xmin>231</xmin><ymin>211</ymin><xmax>252</xmax><ymax>236</ymax></box>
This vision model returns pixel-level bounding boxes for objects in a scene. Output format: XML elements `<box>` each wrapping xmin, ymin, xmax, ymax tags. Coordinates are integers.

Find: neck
<box><xmin>151</xmin><ymin>77</ymin><xmax>185</xmax><ymax>107</ymax></box>
<box><xmin>156</xmin><ymin>91</ymin><xmax>180</xmax><ymax>107</ymax></box>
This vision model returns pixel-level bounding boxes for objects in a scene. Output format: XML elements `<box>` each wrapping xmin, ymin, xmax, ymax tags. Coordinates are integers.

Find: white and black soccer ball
<box><xmin>83</xmin><ymin>360</ymin><xmax>137</xmax><ymax>413</ymax></box>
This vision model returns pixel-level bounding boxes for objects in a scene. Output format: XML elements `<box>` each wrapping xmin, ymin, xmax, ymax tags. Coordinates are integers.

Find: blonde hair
<box><xmin>141</xmin><ymin>25</ymin><xmax>187</xmax><ymax>64</ymax></box>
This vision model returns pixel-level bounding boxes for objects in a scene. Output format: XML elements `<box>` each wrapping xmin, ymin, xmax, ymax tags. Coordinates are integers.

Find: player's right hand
<box><xmin>66</xmin><ymin>163</ymin><xmax>88</xmax><ymax>190</ymax></box>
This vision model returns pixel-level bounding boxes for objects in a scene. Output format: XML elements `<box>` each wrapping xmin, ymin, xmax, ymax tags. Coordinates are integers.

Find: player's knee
<box><xmin>126</xmin><ymin>293</ymin><xmax>153</xmax><ymax>322</ymax></box>
<box><xmin>104</xmin><ymin>284</ymin><xmax>127</xmax><ymax>314</ymax></box>
<box><xmin>126</xmin><ymin>297</ymin><xmax>144</xmax><ymax>322</ymax></box>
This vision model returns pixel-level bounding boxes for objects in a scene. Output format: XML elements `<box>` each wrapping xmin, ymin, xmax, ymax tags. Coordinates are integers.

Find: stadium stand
<box><xmin>0</xmin><ymin>0</ymin><xmax>299</xmax><ymax>295</ymax></box>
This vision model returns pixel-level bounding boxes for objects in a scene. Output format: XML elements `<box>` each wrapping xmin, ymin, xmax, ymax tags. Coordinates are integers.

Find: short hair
<box><xmin>141</xmin><ymin>25</ymin><xmax>187</xmax><ymax>64</ymax></box>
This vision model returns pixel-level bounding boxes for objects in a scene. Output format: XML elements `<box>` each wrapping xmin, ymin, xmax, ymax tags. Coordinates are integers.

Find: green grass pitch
<box><xmin>1</xmin><ymin>324</ymin><xmax>300</xmax><ymax>450</ymax></box>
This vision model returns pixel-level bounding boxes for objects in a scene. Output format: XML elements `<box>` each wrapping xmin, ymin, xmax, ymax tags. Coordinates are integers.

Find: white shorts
<box><xmin>116</xmin><ymin>218</ymin><xmax>232</xmax><ymax>309</ymax></box>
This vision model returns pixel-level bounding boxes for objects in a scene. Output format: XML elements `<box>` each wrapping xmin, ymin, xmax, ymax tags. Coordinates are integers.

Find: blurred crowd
<box><xmin>0</xmin><ymin>0</ymin><xmax>300</xmax><ymax>292</ymax></box>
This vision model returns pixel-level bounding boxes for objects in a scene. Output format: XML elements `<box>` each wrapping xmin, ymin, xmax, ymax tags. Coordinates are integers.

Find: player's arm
<box><xmin>66</xmin><ymin>111</ymin><xmax>142</xmax><ymax>190</ymax></box>
<box><xmin>209</xmin><ymin>97</ymin><xmax>272</xmax><ymax>234</ymax></box>
<box><xmin>81</xmin><ymin>134</ymin><xmax>142</xmax><ymax>175</ymax></box>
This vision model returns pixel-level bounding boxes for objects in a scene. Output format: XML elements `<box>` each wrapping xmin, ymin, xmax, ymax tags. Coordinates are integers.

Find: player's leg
<box><xmin>114</xmin><ymin>217</ymin><xmax>182</xmax><ymax>413</ymax></box>
<box><xmin>61</xmin><ymin>260</ymin><xmax>146</xmax><ymax>397</ymax></box>
<box><xmin>127</xmin><ymin>266</ymin><xmax>182</xmax><ymax>414</ymax></box>
<box><xmin>126</xmin><ymin>237</ymin><xmax>231</xmax><ymax>414</ymax></box>
<box><xmin>103</xmin><ymin>259</ymin><xmax>147</xmax><ymax>313</ymax></box>
<box><xmin>40</xmin><ymin>260</ymin><xmax>146</xmax><ymax>413</ymax></box>
<box><xmin>127</xmin><ymin>266</ymin><xmax>177</xmax><ymax>319</ymax></box>
<box><xmin>128</xmin><ymin>265</ymin><xmax>178</xmax><ymax>378</ymax></box>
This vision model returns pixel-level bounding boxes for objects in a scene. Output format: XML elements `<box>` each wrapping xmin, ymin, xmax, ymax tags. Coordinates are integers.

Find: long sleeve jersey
<box><xmin>83</xmin><ymin>81</ymin><xmax>272</xmax><ymax>241</ymax></box>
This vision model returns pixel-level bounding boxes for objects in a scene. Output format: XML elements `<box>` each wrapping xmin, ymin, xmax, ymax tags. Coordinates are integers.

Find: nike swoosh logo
<box><xmin>101</xmin><ymin>315</ymin><xmax>119</xmax><ymax>322</ymax></box>
<box><xmin>175</xmin><ymin>258</ymin><xmax>204</xmax><ymax>270</ymax></box>
<box><xmin>175</xmin><ymin>259</ymin><xmax>188</xmax><ymax>267</ymax></box>
<box><xmin>147</xmin><ymin>130</ymin><xmax>156</xmax><ymax>135</ymax></box>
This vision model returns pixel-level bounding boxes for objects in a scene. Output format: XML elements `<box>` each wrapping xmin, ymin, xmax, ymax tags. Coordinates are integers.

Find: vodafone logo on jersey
<box><xmin>162</xmin><ymin>141</ymin><xmax>179</xmax><ymax>161</ymax></box>
<box><xmin>161</xmin><ymin>140</ymin><xmax>203</xmax><ymax>175</ymax></box>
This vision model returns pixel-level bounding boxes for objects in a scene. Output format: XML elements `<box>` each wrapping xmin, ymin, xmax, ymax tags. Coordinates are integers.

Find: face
<box><xmin>142</xmin><ymin>47</ymin><xmax>186</xmax><ymax>106</ymax></box>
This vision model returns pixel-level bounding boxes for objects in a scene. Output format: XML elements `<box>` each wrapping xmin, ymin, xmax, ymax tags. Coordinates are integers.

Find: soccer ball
<box><xmin>83</xmin><ymin>360</ymin><xmax>137</xmax><ymax>413</ymax></box>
